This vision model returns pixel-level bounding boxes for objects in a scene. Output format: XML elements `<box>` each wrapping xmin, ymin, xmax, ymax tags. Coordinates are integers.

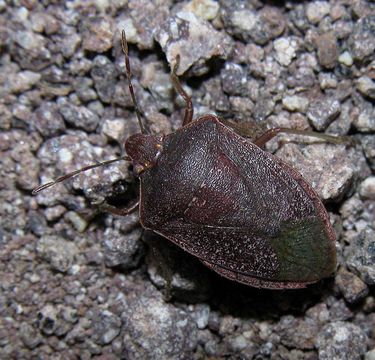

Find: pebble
<box><xmin>102</xmin><ymin>118</ymin><xmax>126</xmax><ymax>143</ymax></box>
<box><xmin>357</xmin><ymin>76</ymin><xmax>375</xmax><ymax>99</ymax></box>
<box><xmin>91</xmin><ymin>310</ymin><xmax>121</xmax><ymax>345</ymax></box>
<box><xmin>282</xmin><ymin>95</ymin><xmax>309</xmax><ymax>112</ymax></box>
<box><xmin>335</xmin><ymin>267</ymin><xmax>369</xmax><ymax>304</ymax></box>
<box><xmin>338</xmin><ymin>51</ymin><xmax>354</xmax><ymax>67</ymax></box>
<box><xmin>224</xmin><ymin>5</ymin><xmax>285</xmax><ymax>45</ymax></box>
<box><xmin>317</xmin><ymin>322</ymin><xmax>368</xmax><ymax>360</ymax></box>
<box><xmin>359</xmin><ymin>177</ymin><xmax>375</xmax><ymax>200</ymax></box>
<box><xmin>353</xmin><ymin>107</ymin><xmax>375</xmax><ymax>132</ymax></box>
<box><xmin>316</xmin><ymin>32</ymin><xmax>338</xmax><ymax>69</ymax></box>
<box><xmin>221</xmin><ymin>62</ymin><xmax>248</xmax><ymax>96</ymax></box>
<box><xmin>230</xmin><ymin>9</ymin><xmax>258</xmax><ymax>33</ymax></box>
<box><xmin>276</xmin><ymin>143</ymin><xmax>360</xmax><ymax>201</ymax></box>
<box><xmin>103</xmin><ymin>228</ymin><xmax>144</xmax><ymax>270</ymax></box>
<box><xmin>35</xmin><ymin>235</ymin><xmax>79</xmax><ymax>273</ymax></box>
<box><xmin>361</xmin><ymin>135</ymin><xmax>375</xmax><ymax>171</ymax></box>
<box><xmin>347</xmin><ymin>228</ymin><xmax>375</xmax><ymax>286</ymax></box>
<box><xmin>31</xmin><ymin>102</ymin><xmax>66</xmax><ymax>138</ymax></box>
<box><xmin>122</xmin><ymin>287</ymin><xmax>197</xmax><ymax>359</ymax></box>
<box><xmin>20</xmin><ymin>322</ymin><xmax>42</xmax><ymax>349</ymax></box>
<box><xmin>91</xmin><ymin>55</ymin><xmax>117</xmax><ymax>104</ymax></box>
<box><xmin>7</xmin><ymin>71</ymin><xmax>41</xmax><ymax>93</ymax></box>
<box><xmin>365</xmin><ymin>349</ymin><xmax>375</xmax><ymax>360</ymax></box>
<box><xmin>306</xmin><ymin>1</ymin><xmax>330</xmax><ymax>24</ymax></box>
<box><xmin>82</xmin><ymin>16</ymin><xmax>114</xmax><ymax>53</ymax></box>
<box><xmin>183</xmin><ymin>0</ymin><xmax>219</xmax><ymax>21</ymax></box>
<box><xmin>349</xmin><ymin>15</ymin><xmax>375</xmax><ymax>61</ymax></box>
<box><xmin>273</xmin><ymin>37</ymin><xmax>298</xmax><ymax>66</ymax></box>
<box><xmin>65</xmin><ymin>211</ymin><xmax>88</xmax><ymax>233</ymax></box>
<box><xmin>155</xmin><ymin>11</ymin><xmax>231</xmax><ymax>75</ymax></box>
<box><xmin>58</xmin><ymin>99</ymin><xmax>100</xmax><ymax>132</ymax></box>
<box><xmin>307</xmin><ymin>97</ymin><xmax>340</xmax><ymax>130</ymax></box>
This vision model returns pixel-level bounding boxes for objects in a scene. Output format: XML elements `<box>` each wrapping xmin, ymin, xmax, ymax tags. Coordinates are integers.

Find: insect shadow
<box><xmin>34</xmin><ymin>30</ymin><xmax>350</xmax><ymax>294</ymax></box>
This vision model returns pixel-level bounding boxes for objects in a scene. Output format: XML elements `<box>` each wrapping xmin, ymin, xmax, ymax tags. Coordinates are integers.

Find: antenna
<box><xmin>121</xmin><ymin>30</ymin><xmax>148</xmax><ymax>134</ymax></box>
<box><xmin>32</xmin><ymin>155</ymin><xmax>131</xmax><ymax>194</ymax></box>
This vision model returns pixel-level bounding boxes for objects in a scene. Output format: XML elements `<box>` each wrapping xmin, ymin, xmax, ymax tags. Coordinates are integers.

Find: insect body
<box><xmin>34</xmin><ymin>31</ymin><xmax>339</xmax><ymax>289</ymax></box>
<box><xmin>126</xmin><ymin>115</ymin><xmax>336</xmax><ymax>289</ymax></box>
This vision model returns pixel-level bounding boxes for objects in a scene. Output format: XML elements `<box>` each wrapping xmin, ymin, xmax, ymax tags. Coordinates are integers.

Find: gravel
<box><xmin>1</xmin><ymin>1</ymin><xmax>374</xmax><ymax>359</ymax></box>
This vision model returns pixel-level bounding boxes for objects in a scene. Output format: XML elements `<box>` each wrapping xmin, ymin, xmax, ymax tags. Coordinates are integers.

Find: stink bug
<box><xmin>33</xmin><ymin>31</ymin><xmax>344</xmax><ymax>289</ymax></box>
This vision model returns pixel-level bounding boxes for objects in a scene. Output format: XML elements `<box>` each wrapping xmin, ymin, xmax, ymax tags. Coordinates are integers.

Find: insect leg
<box><xmin>98</xmin><ymin>199</ymin><xmax>139</xmax><ymax>216</ymax></box>
<box><xmin>253</xmin><ymin>127</ymin><xmax>351</xmax><ymax>148</ymax></box>
<box><xmin>170</xmin><ymin>55</ymin><xmax>194</xmax><ymax>126</ymax></box>
<box><xmin>220</xmin><ymin>119</ymin><xmax>266</xmax><ymax>140</ymax></box>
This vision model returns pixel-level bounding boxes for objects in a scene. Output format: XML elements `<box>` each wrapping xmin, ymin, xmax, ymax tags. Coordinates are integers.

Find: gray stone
<box><xmin>74</xmin><ymin>77</ymin><xmax>97</xmax><ymax>103</ymax></box>
<box><xmin>307</xmin><ymin>97</ymin><xmax>341</xmax><ymax>131</ymax></box>
<box><xmin>282</xmin><ymin>95</ymin><xmax>309</xmax><ymax>112</ymax></box>
<box><xmin>155</xmin><ymin>11</ymin><xmax>232</xmax><ymax>76</ymax></box>
<box><xmin>140</xmin><ymin>61</ymin><xmax>173</xmax><ymax>112</ymax></box>
<box><xmin>361</xmin><ymin>135</ymin><xmax>375</xmax><ymax>171</ymax></box>
<box><xmin>30</xmin><ymin>12</ymin><xmax>60</xmax><ymax>35</ymax></box>
<box><xmin>365</xmin><ymin>349</ymin><xmax>375</xmax><ymax>360</ymax></box>
<box><xmin>183</xmin><ymin>0</ymin><xmax>219</xmax><ymax>21</ymax></box>
<box><xmin>349</xmin><ymin>15</ymin><xmax>375</xmax><ymax>61</ymax></box>
<box><xmin>103</xmin><ymin>228</ymin><xmax>144</xmax><ymax>270</ymax></box>
<box><xmin>276</xmin><ymin>315</ymin><xmax>318</xmax><ymax>350</ymax></box>
<box><xmin>319</xmin><ymin>73</ymin><xmax>338</xmax><ymax>89</ymax></box>
<box><xmin>58</xmin><ymin>99</ymin><xmax>100</xmax><ymax>132</ymax></box>
<box><xmin>316</xmin><ymin>32</ymin><xmax>338</xmax><ymax>69</ymax></box>
<box><xmin>357</xmin><ymin>76</ymin><xmax>375</xmax><ymax>99</ymax></box>
<box><xmin>65</xmin><ymin>211</ymin><xmax>88</xmax><ymax>233</ymax></box>
<box><xmin>122</xmin><ymin>286</ymin><xmax>197</xmax><ymax>359</ymax></box>
<box><xmin>306</xmin><ymin>1</ymin><xmax>330</xmax><ymax>24</ymax></box>
<box><xmin>193</xmin><ymin>304</ymin><xmax>210</xmax><ymax>329</ymax></box>
<box><xmin>354</xmin><ymin>107</ymin><xmax>375</xmax><ymax>132</ymax></box>
<box><xmin>273</xmin><ymin>37</ymin><xmax>298</xmax><ymax>66</ymax></box>
<box><xmin>91</xmin><ymin>55</ymin><xmax>117</xmax><ymax>104</ymax></box>
<box><xmin>91</xmin><ymin>310</ymin><xmax>121</xmax><ymax>345</ymax></box>
<box><xmin>122</xmin><ymin>0</ymin><xmax>170</xmax><ymax>49</ymax></box>
<box><xmin>102</xmin><ymin>118</ymin><xmax>127</xmax><ymax>143</ymax></box>
<box><xmin>31</xmin><ymin>102</ymin><xmax>66</xmax><ymax>138</ymax></box>
<box><xmin>221</xmin><ymin>62</ymin><xmax>248</xmax><ymax>96</ymax></box>
<box><xmin>347</xmin><ymin>228</ymin><xmax>375</xmax><ymax>286</ymax></box>
<box><xmin>222</xmin><ymin>4</ymin><xmax>285</xmax><ymax>45</ymax></box>
<box><xmin>252</xmin><ymin>94</ymin><xmax>275</xmax><ymax>122</ymax></box>
<box><xmin>276</xmin><ymin>143</ymin><xmax>359</xmax><ymax>201</ymax></box>
<box><xmin>359</xmin><ymin>177</ymin><xmax>375</xmax><ymax>200</ymax></box>
<box><xmin>338</xmin><ymin>51</ymin><xmax>354</xmax><ymax>67</ymax></box>
<box><xmin>7</xmin><ymin>71</ymin><xmax>41</xmax><ymax>93</ymax></box>
<box><xmin>82</xmin><ymin>16</ymin><xmax>114</xmax><ymax>53</ymax></box>
<box><xmin>328</xmin><ymin>299</ymin><xmax>353</xmax><ymax>322</ymax></box>
<box><xmin>36</xmin><ymin>235</ymin><xmax>79</xmax><ymax>273</ymax></box>
<box><xmin>317</xmin><ymin>322</ymin><xmax>368</xmax><ymax>360</ymax></box>
<box><xmin>335</xmin><ymin>267</ymin><xmax>369</xmax><ymax>304</ymax></box>
<box><xmin>20</xmin><ymin>322</ymin><xmax>42</xmax><ymax>349</ymax></box>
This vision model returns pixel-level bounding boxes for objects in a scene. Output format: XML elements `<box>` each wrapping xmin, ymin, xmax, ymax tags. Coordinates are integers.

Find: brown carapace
<box><xmin>34</xmin><ymin>30</ymin><xmax>343</xmax><ymax>289</ymax></box>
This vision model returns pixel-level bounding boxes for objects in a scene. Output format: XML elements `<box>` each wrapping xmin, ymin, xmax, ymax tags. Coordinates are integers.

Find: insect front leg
<box><xmin>98</xmin><ymin>199</ymin><xmax>140</xmax><ymax>216</ymax></box>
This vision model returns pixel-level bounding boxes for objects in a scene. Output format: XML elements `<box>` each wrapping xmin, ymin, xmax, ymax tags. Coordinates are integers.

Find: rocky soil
<box><xmin>0</xmin><ymin>0</ymin><xmax>374</xmax><ymax>359</ymax></box>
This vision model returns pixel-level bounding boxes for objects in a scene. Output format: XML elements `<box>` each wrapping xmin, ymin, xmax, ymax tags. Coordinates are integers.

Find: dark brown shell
<box><xmin>138</xmin><ymin>115</ymin><xmax>336</xmax><ymax>289</ymax></box>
